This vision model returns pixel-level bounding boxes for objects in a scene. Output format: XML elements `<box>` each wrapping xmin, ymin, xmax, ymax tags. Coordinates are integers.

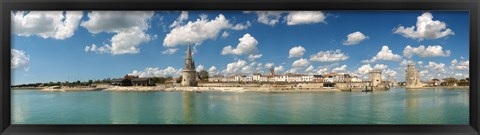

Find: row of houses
<box><xmin>111</xmin><ymin>74</ymin><xmax>155</xmax><ymax>86</ymax></box>
<box><xmin>209</xmin><ymin>72</ymin><xmax>363</xmax><ymax>83</ymax></box>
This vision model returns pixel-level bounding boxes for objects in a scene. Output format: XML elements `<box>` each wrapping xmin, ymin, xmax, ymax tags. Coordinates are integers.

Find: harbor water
<box><xmin>12</xmin><ymin>87</ymin><xmax>469</xmax><ymax>124</ymax></box>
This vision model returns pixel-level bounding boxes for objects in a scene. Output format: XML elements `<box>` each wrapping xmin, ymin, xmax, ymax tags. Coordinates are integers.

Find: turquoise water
<box><xmin>12</xmin><ymin>88</ymin><xmax>469</xmax><ymax>124</ymax></box>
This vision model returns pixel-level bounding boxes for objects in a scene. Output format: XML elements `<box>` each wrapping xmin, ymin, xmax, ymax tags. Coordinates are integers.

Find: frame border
<box><xmin>1</xmin><ymin>0</ymin><xmax>479</xmax><ymax>134</ymax></box>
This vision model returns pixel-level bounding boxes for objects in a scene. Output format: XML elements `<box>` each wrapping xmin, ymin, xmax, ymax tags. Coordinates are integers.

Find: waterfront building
<box><xmin>206</xmin><ymin>69</ymin><xmax>365</xmax><ymax>83</ymax></box>
<box><xmin>252</xmin><ymin>73</ymin><xmax>261</xmax><ymax>81</ymax></box>
<box><xmin>312</xmin><ymin>75</ymin><xmax>324</xmax><ymax>82</ymax></box>
<box><xmin>405</xmin><ymin>63</ymin><xmax>423</xmax><ymax>88</ymax></box>
<box><xmin>111</xmin><ymin>74</ymin><xmax>155</xmax><ymax>86</ymax></box>
<box><xmin>182</xmin><ymin>42</ymin><xmax>198</xmax><ymax>86</ymax></box>
<box><xmin>427</xmin><ymin>79</ymin><xmax>442</xmax><ymax>87</ymax></box>
<box><xmin>208</xmin><ymin>75</ymin><xmax>224</xmax><ymax>82</ymax></box>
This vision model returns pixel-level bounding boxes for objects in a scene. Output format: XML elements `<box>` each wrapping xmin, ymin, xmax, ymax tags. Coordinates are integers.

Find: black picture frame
<box><xmin>1</xmin><ymin>0</ymin><xmax>479</xmax><ymax>134</ymax></box>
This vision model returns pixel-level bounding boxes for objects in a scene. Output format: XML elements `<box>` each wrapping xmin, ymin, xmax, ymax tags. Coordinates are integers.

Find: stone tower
<box><xmin>370</xmin><ymin>69</ymin><xmax>382</xmax><ymax>87</ymax></box>
<box><xmin>182</xmin><ymin>42</ymin><xmax>197</xmax><ymax>87</ymax></box>
<box><xmin>269</xmin><ymin>66</ymin><xmax>274</xmax><ymax>76</ymax></box>
<box><xmin>406</xmin><ymin>63</ymin><xmax>422</xmax><ymax>88</ymax></box>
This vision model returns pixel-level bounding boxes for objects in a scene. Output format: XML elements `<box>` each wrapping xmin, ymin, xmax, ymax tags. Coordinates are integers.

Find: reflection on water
<box><xmin>182</xmin><ymin>92</ymin><xmax>194</xmax><ymax>124</ymax></box>
<box><xmin>110</xmin><ymin>92</ymin><xmax>139</xmax><ymax>124</ymax></box>
<box><xmin>11</xmin><ymin>88</ymin><xmax>469</xmax><ymax>124</ymax></box>
<box><xmin>405</xmin><ymin>90</ymin><xmax>420</xmax><ymax>123</ymax></box>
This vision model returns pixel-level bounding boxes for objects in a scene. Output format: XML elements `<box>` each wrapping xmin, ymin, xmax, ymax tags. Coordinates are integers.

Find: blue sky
<box><xmin>11</xmin><ymin>11</ymin><xmax>469</xmax><ymax>85</ymax></box>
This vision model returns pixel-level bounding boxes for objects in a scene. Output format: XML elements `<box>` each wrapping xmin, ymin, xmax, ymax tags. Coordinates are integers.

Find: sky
<box><xmin>11</xmin><ymin>11</ymin><xmax>469</xmax><ymax>85</ymax></box>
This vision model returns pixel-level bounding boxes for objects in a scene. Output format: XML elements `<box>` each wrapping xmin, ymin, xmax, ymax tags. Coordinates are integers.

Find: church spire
<box><xmin>184</xmin><ymin>41</ymin><xmax>195</xmax><ymax>70</ymax></box>
<box><xmin>186</xmin><ymin>41</ymin><xmax>192</xmax><ymax>59</ymax></box>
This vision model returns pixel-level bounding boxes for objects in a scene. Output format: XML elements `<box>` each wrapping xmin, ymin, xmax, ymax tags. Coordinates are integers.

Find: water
<box><xmin>12</xmin><ymin>88</ymin><xmax>469</xmax><ymax>124</ymax></box>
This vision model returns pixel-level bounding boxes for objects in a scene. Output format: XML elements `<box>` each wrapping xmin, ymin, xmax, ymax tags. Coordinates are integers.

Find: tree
<box><xmin>443</xmin><ymin>77</ymin><xmax>458</xmax><ymax>86</ymax></box>
<box><xmin>176</xmin><ymin>76</ymin><xmax>183</xmax><ymax>83</ymax></box>
<box><xmin>166</xmin><ymin>76</ymin><xmax>173</xmax><ymax>82</ymax></box>
<box><xmin>458</xmin><ymin>79</ymin><xmax>469</xmax><ymax>86</ymax></box>
<box><xmin>199</xmin><ymin>70</ymin><xmax>209</xmax><ymax>81</ymax></box>
<box><xmin>152</xmin><ymin>77</ymin><xmax>167</xmax><ymax>84</ymax></box>
<box><xmin>88</xmin><ymin>80</ymin><xmax>93</xmax><ymax>86</ymax></box>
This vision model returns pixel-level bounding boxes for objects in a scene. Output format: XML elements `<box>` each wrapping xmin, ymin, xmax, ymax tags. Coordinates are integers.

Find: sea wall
<box><xmin>336</xmin><ymin>82</ymin><xmax>370</xmax><ymax>91</ymax></box>
<box><xmin>335</xmin><ymin>82</ymin><xmax>390</xmax><ymax>91</ymax></box>
<box><xmin>197</xmin><ymin>82</ymin><xmax>325</xmax><ymax>88</ymax></box>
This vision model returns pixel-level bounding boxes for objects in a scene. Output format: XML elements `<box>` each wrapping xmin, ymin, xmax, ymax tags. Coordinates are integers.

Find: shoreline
<box><xmin>102</xmin><ymin>86</ymin><xmax>342</xmax><ymax>93</ymax></box>
<box><xmin>12</xmin><ymin>85</ymin><xmax>469</xmax><ymax>92</ymax></box>
<box><xmin>403</xmin><ymin>86</ymin><xmax>469</xmax><ymax>89</ymax></box>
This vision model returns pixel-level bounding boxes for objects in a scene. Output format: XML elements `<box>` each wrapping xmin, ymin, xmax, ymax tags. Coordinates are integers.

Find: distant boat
<box><xmin>196</xmin><ymin>91</ymin><xmax>202</xmax><ymax>94</ymax></box>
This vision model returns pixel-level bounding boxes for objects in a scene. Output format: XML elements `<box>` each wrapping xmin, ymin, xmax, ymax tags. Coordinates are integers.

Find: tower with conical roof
<box><xmin>182</xmin><ymin>42</ymin><xmax>197</xmax><ymax>86</ymax></box>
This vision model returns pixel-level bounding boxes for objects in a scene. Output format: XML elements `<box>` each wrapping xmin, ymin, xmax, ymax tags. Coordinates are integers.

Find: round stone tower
<box><xmin>405</xmin><ymin>63</ymin><xmax>422</xmax><ymax>88</ymax></box>
<box><xmin>182</xmin><ymin>42</ymin><xmax>197</xmax><ymax>87</ymax></box>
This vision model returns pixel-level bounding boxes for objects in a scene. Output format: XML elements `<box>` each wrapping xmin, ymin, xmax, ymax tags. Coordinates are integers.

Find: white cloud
<box><xmin>82</xmin><ymin>11</ymin><xmax>155</xmax><ymax>55</ymax></box>
<box><xmin>222</xmin><ymin>33</ymin><xmax>259</xmax><ymax>55</ymax></box>
<box><xmin>220</xmin><ymin>61</ymin><xmax>267</xmax><ymax>76</ymax></box>
<box><xmin>196</xmin><ymin>65</ymin><xmax>205</xmax><ymax>72</ymax></box>
<box><xmin>223</xmin><ymin>59</ymin><xmax>248</xmax><ymax>74</ymax></box>
<box><xmin>110</xmin><ymin>29</ymin><xmax>152</xmax><ymax>54</ymax></box>
<box><xmin>310</xmin><ymin>49</ymin><xmax>349</xmax><ymax>62</ymax></box>
<box><xmin>288</xmin><ymin>46</ymin><xmax>306</xmax><ymax>58</ymax></box>
<box><xmin>248</xmin><ymin>54</ymin><xmax>263</xmax><ymax>61</ymax></box>
<box><xmin>400</xmin><ymin>59</ymin><xmax>413</xmax><ymax>67</ymax></box>
<box><xmin>355</xmin><ymin>64</ymin><xmax>395</xmax><ymax>79</ymax></box>
<box><xmin>170</xmin><ymin>11</ymin><xmax>189</xmax><ymax>28</ymax></box>
<box><xmin>420</xmin><ymin>70</ymin><xmax>429</xmax><ymax>76</ymax></box>
<box><xmin>265</xmin><ymin>63</ymin><xmax>274</xmax><ymax>68</ymax></box>
<box><xmin>129</xmin><ymin>67</ymin><xmax>182</xmax><ymax>78</ymax></box>
<box><xmin>245</xmin><ymin>62</ymin><xmax>264</xmax><ymax>74</ymax></box>
<box><xmin>12</xmin><ymin>11</ymin><xmax>83</xmax><ymax>40</ymax></box>
<box><xmin>332</xmin><ymin>64</ymin><xmax>347</xmax><ymax>72</ymax></box>
<box><xmin>292</xmin><ymin>58</ymin><xmax>310</xmax><ymax>67</ymax></box>
<box><xmin>418</xmin><ymin>61</ymin><xmax>423</xmax><ymax>65</ymax></box>
<box><xmin>403</xmin><ymin>45</ymin><xmax>451</xmax><ymax>58</ymax></box>
<box><xmin>285</xmin><ymin>11</ymin><xmax>326</xmax><ymax>25</ymax></box>
<box><xmin>316</xmin><ymin>67</ymin><xmax>329</xmax><ymax>75</ymax></box>
<box><xmin>85</xmin><ymin>29</ymin><xmax>152</xmax><ymax>55</ymax></box>
<box><xmin>11</xmin><ymin>49</ymin><xmax>30</xmax><ymax>71</ymax></box>
<box><xmin>246</xmin><ymin>11</ymin><xmax>284</xmax><ymax>26</ymax></box>
<box><xmin>231</xmin><ymin>21</ymin><xmax>252</xmax><ymax>30</ymax></box>
<box><xmin>163</xmin><ymin>14</ymin><xmax>250</xmax><ymax>47</ymax></box>
<box><xmin>394</xmin><ymin>12</ymin><xmax>454</xmax><ymax>40</ymax></box>
<box><xmin>84</xmin><ymin>44</ymin><xmax>111</xmax><ymax>54</ymax></box>
<box><xmin>362</xmin><ymin>46</ymin><xmax>402</xmax><ymax>63</ymax></box>
<box><xmin>221</xmin><ymin>31</ymin><xmax>229</xmax><ymax>38</ymax></box>
<box><xmin>373</xmin><ymin>64</ymin><xmax>388</xmax><ymax>70</ymax></box>
<box><xmin>274</xmin><ymin>66</ymin><xmax>285</xmax><ymax>73</ymax></box>
<box><xmin>426</xmin><ymin>61</ymin><xmax>446</xmax><ymax>73</ymax></box>
<box><xmin>385</xmin><ymin>69</ymin><xmax>397</xmax><ymax>77</ymax></box>
<box><xmin>356</xmin><ymin>64</ymin><xmax>373</xmax><ymax>75</ymax></box>
<box><xmin>450</xmin><ymin>59</ymin><xmax>469</xmax><ymax>70</ymax></box>
<box><xmin>343</xmin><ymin>31</ymin><xmax>369</xmax><ymax>45</ymax></box>
<box><xmin>305</xmin><ymin>65</ymin><xmax>314</xmax><ymax>73</ymax></box>
<box><xmin>81</xmin><ymin>11</ymin><xmax>153</xmax><ymax>33</ymax></box>
<box><xmin>208</xmin><ymin>66</ymin><xmax>218</xmax><ymax>75</ymax></box>
<box><xmin>162</xmin><ymin>48</ymin><xmax>179</xmax><ymax>55</ymax></box>
<box><xmin>286</xmin><ymin>68</ymin><xmax>300</xmax><ymax>73</ymax></box>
